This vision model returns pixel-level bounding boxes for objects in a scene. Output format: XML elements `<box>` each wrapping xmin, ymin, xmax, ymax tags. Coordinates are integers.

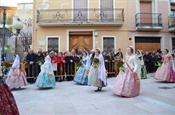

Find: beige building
<box><xmin>127</xmin><ymin>0</ymin><xmax>175</xmax><ymax>53</ymax></box>
<box><xmin>33</xmin><ymin>0</ymin><xmax>128</xmax><ymax>53</ymax></box>
<box><xmin>33</xmin><ymin>0</ymin><xmax>175</xmax><ymax>53</ymax></box>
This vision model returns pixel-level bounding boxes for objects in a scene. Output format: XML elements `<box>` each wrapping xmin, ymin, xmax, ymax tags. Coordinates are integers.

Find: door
<box><xmin>73</xmin><ymin>0</ymin><xmax>88</xmax><ymax>22</ymax></box>
<box><xmin>69</xmin><ymin>32</ymin><xmax>93</xmax><ymax>52</ymax></box>
<box><xmin>135</xmin><ymin>43</ymin><xmax>160</xmax><ymax>53</ymax></box>
<box><xmin>135</xmin><ymin>37</ymin><xmax>160</xmax><ymax>53</ymax></box>
<box><xmin>140</xmin><ymin>1</ymin><xmax>152</xmax><ymax>26</ymax></box>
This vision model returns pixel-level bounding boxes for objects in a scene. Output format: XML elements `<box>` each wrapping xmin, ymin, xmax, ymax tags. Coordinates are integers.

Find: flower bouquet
<box><xmin>4</xmin><ymin>62</ymin><xmax>12</xmax><ymax>67</ymax></box>
<box><xmin>155</xmin><ymin>61</ymin><xmax>162</xmax><ymax>67</ymax></box>
<box><xmin>38</xmin><ymin>60</ymin><xmax>44</xmax><ymax>67</ymax></box>
<box><xmin>76</xmin><ymin>62</ymin><xmax>82</xmax><ymax>71</ymax></box>
<box><xmin>93</xmin><ymin>58</ymin><xmax>100</xmax><ymax>68</ymax></box>
<box><xmin>116</xmin><ymin>61</ymin><xmax>125</xmax><ymax>72</ymax></box>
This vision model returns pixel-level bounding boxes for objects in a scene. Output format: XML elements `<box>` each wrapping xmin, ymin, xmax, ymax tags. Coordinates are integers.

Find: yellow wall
<box><xmin>33</xmin><ymin>0</ymin><xmax>129</xmax><ymax>53</ymax></box>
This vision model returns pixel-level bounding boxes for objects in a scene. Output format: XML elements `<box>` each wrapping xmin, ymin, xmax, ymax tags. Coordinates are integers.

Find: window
<box><xmin>73</xmin><ymin>0</ymin><xmax>88</xmax><ymax>22</ymax></box>
<box><xmin>172</xmin><ymin>37</ymin><xmax>175</xmax><ymax>51</ymax></box>
<box><xmin>100</xmin><ymin>0</ymin><xmax>114</xmax><ymax>22</ymax></box>
<box><xmin>47</xmin><ymin>37</ymin><xmax>59</xmax><ymax>53</ymax></box>
<box><xmin>170</xmin><ymin>3</ymin><xmax>175</xmax><ymax>16</ymax></box>
<box><xmin>103</xmin><ymin>37</ymin><xmax>114</xmax><ymax>52</ymax></box>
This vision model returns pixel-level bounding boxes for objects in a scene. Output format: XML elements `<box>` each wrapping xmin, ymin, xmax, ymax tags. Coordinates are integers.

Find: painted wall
<box><xmin>32</xmin><ymin>0</ymin><xmax>129</xmax><ymax>53</ymax></box>
<box><xmin>127</xmin><ymin>0</ymin><xmax>175</xmax><ymax>53</ymax></box>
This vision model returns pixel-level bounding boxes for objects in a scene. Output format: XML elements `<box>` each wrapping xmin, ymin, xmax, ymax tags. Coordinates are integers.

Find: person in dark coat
<box><xmin>154</xmin><ymin>51</ymin><xmax>162</xmax><ymax>71</ymax></box>
<box><xmin>115</xmin><ymin>48</ymin><xmax>123</xmax><ymax>59</ymax></box>
<box><xmin>150</xmin><ymin>50</ymin><xmax>156</xmax><ymax>73</ymax></box>
<box><xmin>64</xmin><ymin>52</ymin><xmax>74</xmax><ymax>81</ymax></box>
<box><xmin>26</xmin><ymin>49</ymin><xmax>38</xmax><ymax>83</ymax></box>
<box><xmin>143</xmin><ymin>51</ymin><xmax>151</xmax><ymax>73</ymax></box>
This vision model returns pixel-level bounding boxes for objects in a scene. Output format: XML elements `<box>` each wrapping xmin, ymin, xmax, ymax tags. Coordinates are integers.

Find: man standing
<box><xmin>115</xmin><ymin>48</ymin><xmax>123</xmax><ymax>59</ymax></box>
<box><xmin>26</xmin><ymin>49</ymin><xmax>38</xmax><ymax>83</ymax></box>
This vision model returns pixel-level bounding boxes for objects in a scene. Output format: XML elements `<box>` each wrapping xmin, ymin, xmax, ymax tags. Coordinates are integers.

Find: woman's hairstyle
<box><xmin>128</xmin><ymin>46</ymin><xmax>134</xmax><ymax>53</ymax></box>
<box><xmin>91</xmin><ymin>52</ymin><xmax>95</xmax><ymax>61</ymax></box>
<box><xmin>13</xmin><ymin>54</ymin><xmax>17</xmax><ymax>57</ymax></box>
<box><xmin>83</xmin><ymin>51</ymin><xmax>87</xmax><ymax>55</ymax></box>
<box><xmin>165</xmin><ymin>49</ymin><xmax>169</xmax><ymax>53</ymax></box>
<box><xmin>96</xmin><ymin>49</ymin><xmax>100</xmax><ymax>54</ymax></box>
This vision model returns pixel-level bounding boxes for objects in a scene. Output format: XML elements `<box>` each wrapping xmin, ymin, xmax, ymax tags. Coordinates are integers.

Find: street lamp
<box><xmin>2</xmin><ymin>8</ymin><xmax>6</xmax><ymax>56</ymax></box>
<box><xmin>11</xmin><ymin>18</ymin><xmax>23</xmax><ymax>53</ymax></box>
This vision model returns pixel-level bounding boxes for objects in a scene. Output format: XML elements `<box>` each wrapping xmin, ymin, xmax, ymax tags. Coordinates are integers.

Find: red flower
<box><xmin>5</xmin><ymin>62</ymin><xmax>12</xmax><ymax>67</ymax></box>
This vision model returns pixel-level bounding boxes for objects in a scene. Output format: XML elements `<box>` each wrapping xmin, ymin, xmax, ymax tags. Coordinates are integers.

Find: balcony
<box><xmin>135</xmin><ymin>13</ymin><xmax>163</xmax><ymax>31</ymax></box>
<box><xmin>37</xmin><ymin>8</ymin><xmax>124</xmax><ymax>26</ymax></box>
<box><xmin>168</xmin><ymin>15</ymin><xmax>175</xmax><ymax>32</ymax></box>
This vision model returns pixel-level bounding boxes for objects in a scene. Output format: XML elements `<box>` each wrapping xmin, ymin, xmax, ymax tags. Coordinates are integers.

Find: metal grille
<box><xmin>103</xmin><ymin>37</ymin><xmax>114</xmax><ymax>52</ymax></box>
<box><xmin>48</xmin><ymin>37</ymin><xmax>59</xmax><ymax>53</ymax></box>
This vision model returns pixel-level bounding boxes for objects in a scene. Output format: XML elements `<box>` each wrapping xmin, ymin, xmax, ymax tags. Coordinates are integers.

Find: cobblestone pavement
<box><xmin>12</xmin><ymin>73</ymin><xmax>175</xmax><ymax>115</ymax></box>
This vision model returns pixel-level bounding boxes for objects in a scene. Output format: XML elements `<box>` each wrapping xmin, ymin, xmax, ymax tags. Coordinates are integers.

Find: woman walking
<box><xmin>74</xmin><ymin>51</ymin><xmax>91</xmax><ymax>85</ymax></box>
<box><xmin>6</xmin><ymin>54</ymin><xmax>28</xmax><ymax>90</ymax></box>
<box><xmin>154</xmin><ymin>49</ymin><xmax>175</xmax><ymax>83</ymax></box>
<box><xmin>35</xmin><ymin>55</ymin><xmax>56</xmax><ymax>88</ymax></box>
<box><xmin>88</xmin><ymin>49</ymin><xmax>107</xmax><ymax>92</ymax></box>
<box><xmin>112</xmin><ymin>46</ymin><xmax>140</xmax><ymax>97</ymax></box>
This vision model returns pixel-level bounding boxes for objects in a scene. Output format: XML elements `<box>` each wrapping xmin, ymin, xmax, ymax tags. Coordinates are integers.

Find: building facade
<box><xmin>33</xmin><ymin>0</ymin><xmax>128</xmax><ymax>53</ymax></box>
<box><xmin>127</xmin><ymin>0</ymin><xmax>175</xmax><ymax>53</ymax></box>
<box><xmin>32</xmin><ymin>0</ymin><xmax>175</xmax><ymax>53</ymax></box>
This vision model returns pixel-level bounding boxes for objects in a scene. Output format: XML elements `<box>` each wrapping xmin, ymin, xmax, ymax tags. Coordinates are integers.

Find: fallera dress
<box><xmin>137</xmin><ymin>54</ymin><xmax>147</xmax><ymax>79</ymax></box>
<box><xmin>35</xmin><ymin>55</ymin><xmax>56</xmax><ymax>88</ymax></box>
<box><xmin>88</xmin><ymin>54</ymin><xmax>107</xmax><ymax>88</ymax></box>
<box><xmin>74</xmin><ymin>56</ymin><xmax>91</xmax><ymax>85</ymax></box>
<box><xmin>112</xmin><ymin>54</ymin><xmax>140</xmax><ymax>97</ymax></box>
<box><xmin>154</xmin><ymin>54</ymin><xmax>175</xmax><ymax>83</ymax></box>
<box><xmin>0</xmin><ymin>77</ymin><xmax>19</xmax><ymax>115</ymax></box>
<box><xmin>6</xmin><ymin>55</ymin><xmax>28</xmax><ymax>89</ymax></box>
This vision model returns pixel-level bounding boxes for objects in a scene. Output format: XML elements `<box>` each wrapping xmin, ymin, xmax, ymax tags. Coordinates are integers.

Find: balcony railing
<box><xmin>135</xmin><ymin>13</ymin><xmax>163</xmax><ymax>31</ymax></box>
<box><xmin>168</xmin><ymin>15</ymin><xmax>175</xmax><ymax>32</ymax></box>
<box><xmin>37</xmin><ymin>8</ymin><xmax>124</xmax><ymax>26</ymax></box>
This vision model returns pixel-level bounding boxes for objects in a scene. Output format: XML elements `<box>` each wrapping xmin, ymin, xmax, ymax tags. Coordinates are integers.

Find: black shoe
<box><xmin>98</xmin><ymin>88</ymin><xmax>102</xmax><ymax>91</ymax></box>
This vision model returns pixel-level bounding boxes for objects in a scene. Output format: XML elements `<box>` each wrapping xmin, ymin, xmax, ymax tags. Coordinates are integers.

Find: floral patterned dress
<box><xmin>0</xmin><ymin>78</ymin><xmax>19</xmax><ymax>115</ymax></box>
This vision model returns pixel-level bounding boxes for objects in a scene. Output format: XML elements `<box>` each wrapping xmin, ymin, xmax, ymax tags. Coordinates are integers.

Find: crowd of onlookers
<box><xmin>1</xmin><ymin>47</ymin><xmax>175</xmax><ymax>82</ymax></box>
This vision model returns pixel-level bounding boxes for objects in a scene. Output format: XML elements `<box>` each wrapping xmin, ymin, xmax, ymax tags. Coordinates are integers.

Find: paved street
<box><xmin>12</xmin><ymin>74</ymin><xmax>175</xmax><ymax>115</ymax></box>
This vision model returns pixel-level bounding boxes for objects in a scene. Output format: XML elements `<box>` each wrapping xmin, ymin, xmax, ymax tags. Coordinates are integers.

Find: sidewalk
<box><xmin>12</xmin><ymin>74</ymin><xmax>175</xmax><ymax>115</ymax></box>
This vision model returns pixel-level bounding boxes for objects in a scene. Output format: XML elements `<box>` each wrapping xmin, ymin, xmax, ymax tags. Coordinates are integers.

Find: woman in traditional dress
<box><xmin>0</xmin><ymin>77</ymin><xmax>20</xmax><ymax>115</ymax></box>
<box><xmin>154</xmin><ymin>49</ymin><xmax>175</xmax><ymax>83</ymax></box>
<box><xmin>6</xmin><ymin>55</ymin><xmax>28</xmax><ymax>90</ymax></box>
<box><xmin>88</xmin><ymin>49</ymin><xmax>107</xmax><ymax>92</ymax></box>
<box><xmin>74</xmin><ymin>51</ymin><xmax>91</xmax><ymax>85</ymax></box>
<box><xmin>112</xmin><ymin>46</ymin><xmax>140</xmax><ymax>97</ymax></box>
<box><xmin>35</xmin><ymin>55</ymin><xmax>56</xmax><ymax>88</ymax></box>
<box><xmin>136</xmin><ymin>50</ymin><xmax>147</xmax><ymax>79</ymax></box>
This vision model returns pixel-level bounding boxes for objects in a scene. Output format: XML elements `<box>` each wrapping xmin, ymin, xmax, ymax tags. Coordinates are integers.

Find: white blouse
<box><xmin>124</xmin><ymin>55</ymin><xmax>139</xmax><ymax>73</ymax></box>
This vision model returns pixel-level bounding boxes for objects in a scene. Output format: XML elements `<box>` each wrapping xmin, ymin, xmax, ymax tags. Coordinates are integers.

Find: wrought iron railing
<box><xmin>168</xmin><ymin>15</ymin><xmax>175</xmax><ymax>28</ymax></box>
<box><xmin>135</xmin><ymin>13</ymin><xmax>163</xmax><ymax>27</ymax></box>
<box><xmin>37</xmin><ymin>8</ymin><xmax>124</xmax><ymax>25</ymax></box>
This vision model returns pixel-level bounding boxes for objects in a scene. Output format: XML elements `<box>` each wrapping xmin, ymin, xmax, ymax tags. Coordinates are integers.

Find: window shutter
<box><xmin>73</xmin><ymin>0</ymin><xmax>88</xmax><ymax>22</ymax></box>
<box><xmin>100</xmin><ymin>0</ymin><xmax>113</xmax><ymax>22</ymax></box>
